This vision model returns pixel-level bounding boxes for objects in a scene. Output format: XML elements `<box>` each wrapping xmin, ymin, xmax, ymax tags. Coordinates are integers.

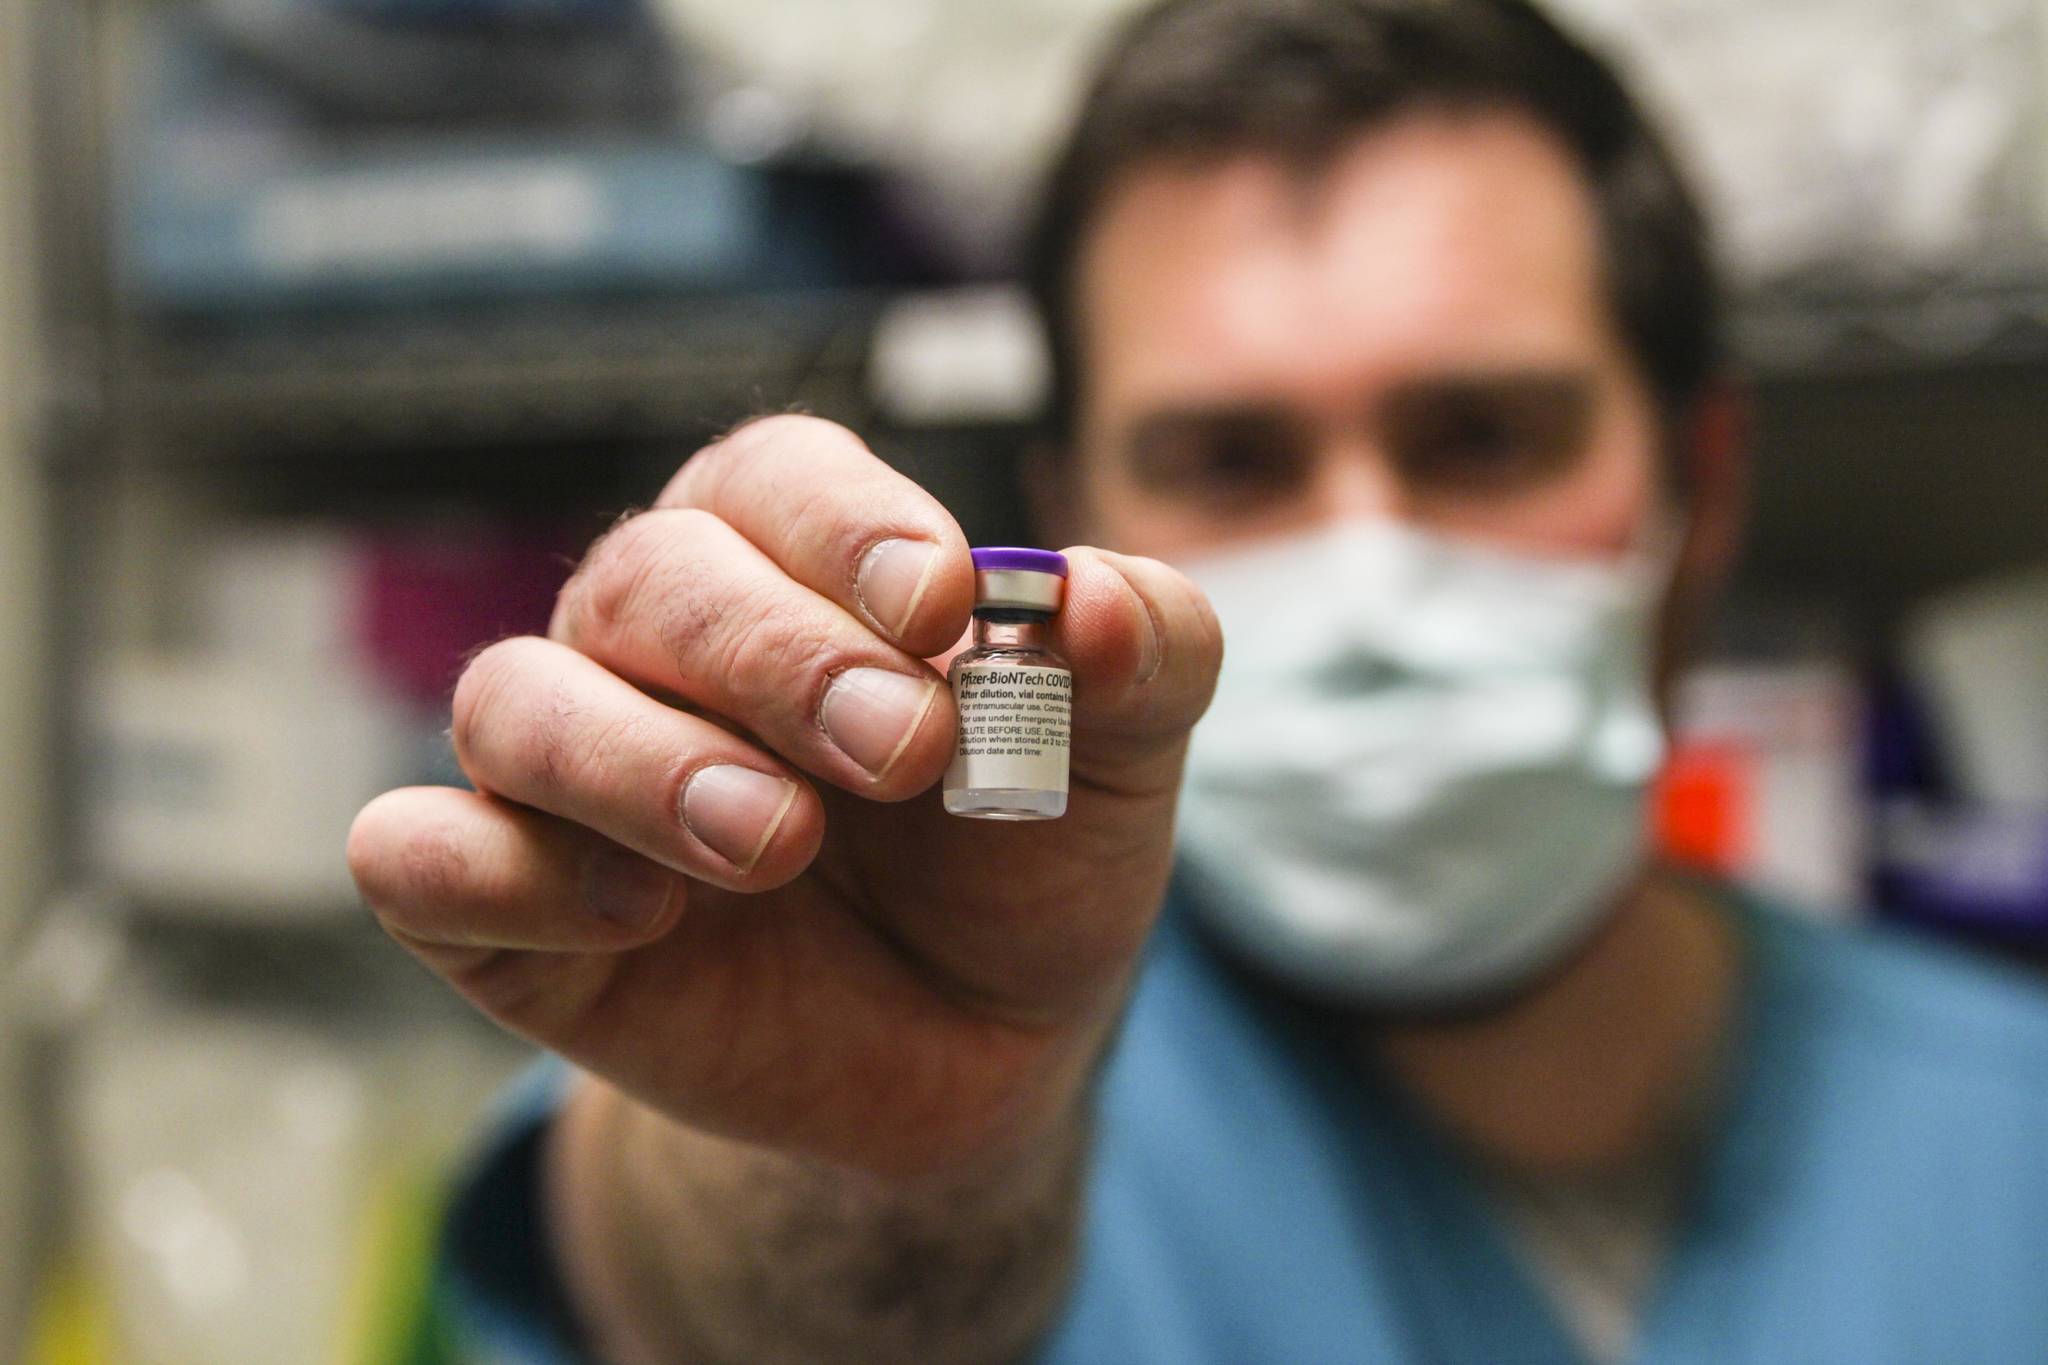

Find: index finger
<box><xmin>657</xmin><ymin>415</ymin><xmax>975</xmax><ymax>659</ymax></box>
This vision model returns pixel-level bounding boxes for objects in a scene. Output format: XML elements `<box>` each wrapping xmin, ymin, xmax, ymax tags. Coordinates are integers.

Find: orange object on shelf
<box><xmin>1653</xmin><ymin>740</ymin><xmax>1754</xmax><ymax>878</ymax></box>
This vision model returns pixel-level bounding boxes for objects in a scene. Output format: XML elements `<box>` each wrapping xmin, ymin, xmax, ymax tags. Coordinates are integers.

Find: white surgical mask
<box><xmin>1176</xmin><ymin>518</ymin><xmax>1671</xmax><ymax>1007</ymax></box>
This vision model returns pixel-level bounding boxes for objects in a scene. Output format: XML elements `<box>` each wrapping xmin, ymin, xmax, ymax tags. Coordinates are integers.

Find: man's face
<box><xmin>1067</xmin><ymin>112</ymin><xmax>1672</xmax><ymax>567</ymax></box>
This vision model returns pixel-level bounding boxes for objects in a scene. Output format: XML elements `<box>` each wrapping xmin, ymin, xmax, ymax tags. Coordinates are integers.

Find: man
<box><xmin>347</xmin><ymin>1</ymin><xmax>2048</xmax><ymax>1361</ymax></box>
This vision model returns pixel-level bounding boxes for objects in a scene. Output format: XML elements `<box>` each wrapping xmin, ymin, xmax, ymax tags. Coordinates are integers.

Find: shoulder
<box><xmin>1747</xmin><ymin>895</ymin><xmax>2048</xmax><ymax>1090</ymax></box>
<box><xmin>1037</xmin><ymin>885</ymin><xmax>1435</xmax><ymax>1364</ymax></box>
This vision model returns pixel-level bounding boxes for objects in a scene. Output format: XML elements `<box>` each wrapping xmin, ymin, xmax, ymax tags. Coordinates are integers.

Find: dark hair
<box><xmin>1024</xmin><ymin>0</ymin><xmax>1721</xmax><ymax>446</ymax></box>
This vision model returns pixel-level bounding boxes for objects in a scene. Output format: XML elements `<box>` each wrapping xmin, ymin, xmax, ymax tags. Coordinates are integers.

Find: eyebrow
<box><xmin>1112</xmin><ymin>404</ymin><xmax>1310</xmax><ymax>488</ymax></box>
<box><xmin>1121</xmin><ymin>403</ymin><xmax>1302</xmax><ymax>450</ymax></box>
<box><xmin>1381</xmin><ymin>368</ymin><xmax>1598</xmax><ymax>415</ymax></box>
<box><xmin>1381</xmin><ymin>368</ymin><xmax>1599</xmax><ymax>460</ymax></box>
<box><xmin>1117</xmin><ymin>367</ymin><xmax>1599</xmax><ymax>452</ymax></box>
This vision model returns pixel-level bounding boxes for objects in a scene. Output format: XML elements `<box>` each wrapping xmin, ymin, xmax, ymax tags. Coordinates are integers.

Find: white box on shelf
<box><xmin>83</xmin><ymin>652</ymin><xmax>418</xmax><ymax>917</ymax></box>
<box><xmin>1661</xmin><ymin>660</ymin><xmax>1870</xmax><ymax>915</ymax></box>
<box><xmin>1901</xmin><ymin>564</ymin><xmax>2048</xmax><ymax>807</ymax></box>
<box><xmin>197</xmin><ymin>525</ymin><xmax>372</xmax><ymax>674</ymax></box>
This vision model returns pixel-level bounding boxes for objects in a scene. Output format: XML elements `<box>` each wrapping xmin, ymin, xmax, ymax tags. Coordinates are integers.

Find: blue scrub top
<box><xmin>439</xmin><ymin>880</ymin><xmax>2048</xmax><ymax>1363</ymax></box>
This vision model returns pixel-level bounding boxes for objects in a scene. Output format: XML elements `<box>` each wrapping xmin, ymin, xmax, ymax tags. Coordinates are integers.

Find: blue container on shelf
<box><xmin>114</xmin><ymin>12</ymin><xmax>858</xmax><ymax>316</ymax></box>
<box><xmin>198</xmin><ymin>0</ymin><xmax>680</xmax><ymax>126</ymax></box>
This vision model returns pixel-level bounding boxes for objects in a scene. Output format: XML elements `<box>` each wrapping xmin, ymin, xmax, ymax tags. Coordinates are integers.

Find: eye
<box><xmin>1382</xmin><ymin>375</ymin><xmax>1594</xmax><ymax>493</ymax></box>
<box><xmin>1123</xmin><ymin>411</ymin><xmax>1310</xmax><ymax>504</ymax></box>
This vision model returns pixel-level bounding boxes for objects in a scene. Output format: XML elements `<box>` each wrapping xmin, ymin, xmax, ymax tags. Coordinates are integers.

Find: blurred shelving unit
<box><xmin>85</xmin><ymin>294</ymin><xmax>881</xmax><ymax>460</ymax></box>
<box><xmin>11</xmin><ymin>2</ymin><xmax>1038</xmax><ymax>1360</ymax></box>
<box><xmin>1726</xmin><ymin>260</ymin><xmax>2048</xmax><ymax>956</ymax></box>
<box><xmin>1728</xmin><ymin>259</ymin><xmax>2048</xmax><ymax>625</ymax></box>
<box><xmin>1736</xmin><ymin>263</ymin><xmax>2048</xmax><ymax>377</ymax></box>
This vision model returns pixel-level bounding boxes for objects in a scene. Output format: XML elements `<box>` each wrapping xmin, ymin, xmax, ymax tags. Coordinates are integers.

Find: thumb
<box><xmin>1052</xmin><ymin>547</ymin><xmax>1224</xmax><ymax>795</ymax></box>
<box><xmin>836</xmin><ymin>546</ymin><xmax>1220</xmax><ymax>1028</ymax></box>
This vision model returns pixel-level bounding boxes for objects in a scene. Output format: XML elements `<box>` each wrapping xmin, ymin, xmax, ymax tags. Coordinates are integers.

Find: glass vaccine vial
<box><xmin>943</xmin><ymin>547</ymin><xmax>1072</xmax><ymax>820</ymax></box>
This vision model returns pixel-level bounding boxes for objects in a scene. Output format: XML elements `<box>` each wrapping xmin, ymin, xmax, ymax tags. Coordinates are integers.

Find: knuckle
<box><xmin>567</xmin><ymin>508</ymin><xmax>691</xmax><ymax>646</ymax></box>
<box><xmin>712</xmin><ymin>596</ymin><xmax>841</xmax><ymax>708</ymax></box>
<box><xmin>781</xmin><ymin>480</ymin><xmax>866</xmax><ymax>573</ymax></box>
<box><xmin>641</xmin><ymin>523</ymin><xmax>734</xmax><ymax>668</ymax></box>
<box><xmin>451</xmin><ymin>637</ymin><xmax>602</xmax><ymax>803</ymax></box>
<box><xmin>662</xmin><ymin>414</ymin><xmax>868</xmax><ymax>507</ymax></box>
<box><xmin>573</xmin><ymin>706</ymin><xmax>656</xmax><ymax>807</ymax></box>
<box><xmin>518</xmin><ymin>674</ymin><xmax>590</xmax><ymax>800</ymax></box>
<box><xmin>728</xmin><ymin>412</ymin><xmax>866</xmax><ymax>462</ymax></box>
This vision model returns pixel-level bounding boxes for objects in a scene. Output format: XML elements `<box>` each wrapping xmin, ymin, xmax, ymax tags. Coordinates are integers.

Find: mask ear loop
<box><xmin>1612</xmin><ymin>505</ymin><xmax>1692</xmax><ymax>601</ymax></box>
<box><xmin>1585</xmin><ymin>511</ymin><xmax>1683</xmax><ymax>787</ymax></box>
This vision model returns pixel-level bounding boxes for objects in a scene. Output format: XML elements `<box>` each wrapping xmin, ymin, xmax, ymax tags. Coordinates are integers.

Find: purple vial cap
<box><xmin>971</xmin><ymin>546</ymin><xmax>1069</xmax><ymax>576</ymax></box>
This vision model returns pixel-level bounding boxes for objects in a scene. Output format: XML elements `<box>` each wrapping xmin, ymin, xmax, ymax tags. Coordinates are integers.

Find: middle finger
<box><xmin>450</xmin><ymin>635</ymin><xmax>821</xmax><ymax>890</ymax></box>
<box><xmin>550</xmin><ymin>505</ymin><xmax>953</xmax><ymax>799</ymax></box>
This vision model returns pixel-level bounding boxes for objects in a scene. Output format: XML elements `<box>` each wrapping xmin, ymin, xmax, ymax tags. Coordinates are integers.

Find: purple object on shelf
<box><xmin>972</xmin><ymin>547</ymin><xmax>1069</xmax><ymax>576</ymax></box>
<box><xmin>357</xmin><ymin>521</ymin><xmax>583</xmax><ymax>707</ymax></box>
<box><xmin>1875</xmin><ymin>797</ymin><xmax>2048</xmax><ymax>945</ymax></box>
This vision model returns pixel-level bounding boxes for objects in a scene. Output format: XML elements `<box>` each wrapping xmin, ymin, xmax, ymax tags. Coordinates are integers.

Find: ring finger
<box><xmin>450</xmin><ymin>634</ymin><xmax>823</xmax><ymax>890</ymax></box>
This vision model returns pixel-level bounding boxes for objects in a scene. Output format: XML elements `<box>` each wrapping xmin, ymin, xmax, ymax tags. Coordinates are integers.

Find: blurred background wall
<box><xmin>3</xmin><ymin>0</ymin><xmax>54</xmax><ymax>1348</ymax></box>
<box><xmin>3</xmin><ymin>1</ymin><xmax>2047</xmax><ymax>1361</ymax></box>
<box><xmin>2</xmin><ymin>0</ymin><xmax>50</xmax><ymax>941</ymax></box>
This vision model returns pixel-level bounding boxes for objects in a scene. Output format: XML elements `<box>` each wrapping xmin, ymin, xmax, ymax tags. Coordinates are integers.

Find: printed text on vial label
<box><xmin>950</xmin><ymin>664</ymin><xmax>1071</xmax><ymax>792</ymax></box>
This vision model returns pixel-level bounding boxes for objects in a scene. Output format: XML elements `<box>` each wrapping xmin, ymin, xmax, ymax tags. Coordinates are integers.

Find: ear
<box><xmin>1675</xmin><ymin>378</ymin><xmax>1750</xmax><ymax>584</ymax></box>
<box><xmin>1654</xmin><ymin>378</ymin><xmax>1751</xmax><ymax>706</ymax></box>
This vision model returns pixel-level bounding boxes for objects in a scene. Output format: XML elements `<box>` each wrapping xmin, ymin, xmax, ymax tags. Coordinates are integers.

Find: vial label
<box><xmin>945</xmin><ymin>662</ymin><xmax>1072</xmax><ymax>795</ymax></box>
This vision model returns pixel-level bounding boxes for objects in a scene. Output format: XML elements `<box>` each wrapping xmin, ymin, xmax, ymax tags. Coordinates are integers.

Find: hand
<box><xmin>346</xmin><ymin>416</ymin><xmax>1221</xmax><ymax>1178</ymax></box>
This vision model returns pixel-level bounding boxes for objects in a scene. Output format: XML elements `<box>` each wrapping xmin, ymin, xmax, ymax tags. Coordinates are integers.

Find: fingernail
<box><xmin>582</xmin><ymin>847</ymin><xmax>674</xmax><ymax>930</ymax></box>
<box><xmin>821</xmin><ymin>667</ymin><xmax>939</xmax><ymax>779</ymax></box>
<box><xmin>680</xmin><ymin>765</ymin><xmax>799</xmax><ymax>873</ymax></box>
<box><xmin>856</xmin><ymin>538</ymin><xmax>940</xmax><ymax>640</ymax></box>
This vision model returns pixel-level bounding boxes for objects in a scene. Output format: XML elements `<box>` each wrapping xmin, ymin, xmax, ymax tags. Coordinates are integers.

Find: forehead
<box><xmin>1074</xmin><ymin>112</ymin><xmax>1620</xmax><ymax>420</ymax></box>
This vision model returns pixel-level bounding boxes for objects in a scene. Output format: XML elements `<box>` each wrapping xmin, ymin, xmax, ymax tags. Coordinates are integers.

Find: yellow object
<box><xmin>22</xmin><ymin>1254</ymin><xmax>118</xmax><ymax>1365</ymax></box>
<box><xmin>337</xmin><ymin>1159</ymin><xmax>448</xmax><ymax>1365</ymax></box>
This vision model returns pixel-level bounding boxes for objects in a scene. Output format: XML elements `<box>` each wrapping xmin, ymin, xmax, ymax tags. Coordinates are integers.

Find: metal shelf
<box><xmin>75</xmin><ymin>290</ymin><xmax>890</xmax><ymax>462</ymax></box>
<box><xmin>1734</xmin><ymin>258</ymin><xmax>2048</xmax><ymax>378</ymax></box>
<box><xmin>56</xmin><ymin>259</ymin><xmax>2048</xmax><ymax>469</ymax></box>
